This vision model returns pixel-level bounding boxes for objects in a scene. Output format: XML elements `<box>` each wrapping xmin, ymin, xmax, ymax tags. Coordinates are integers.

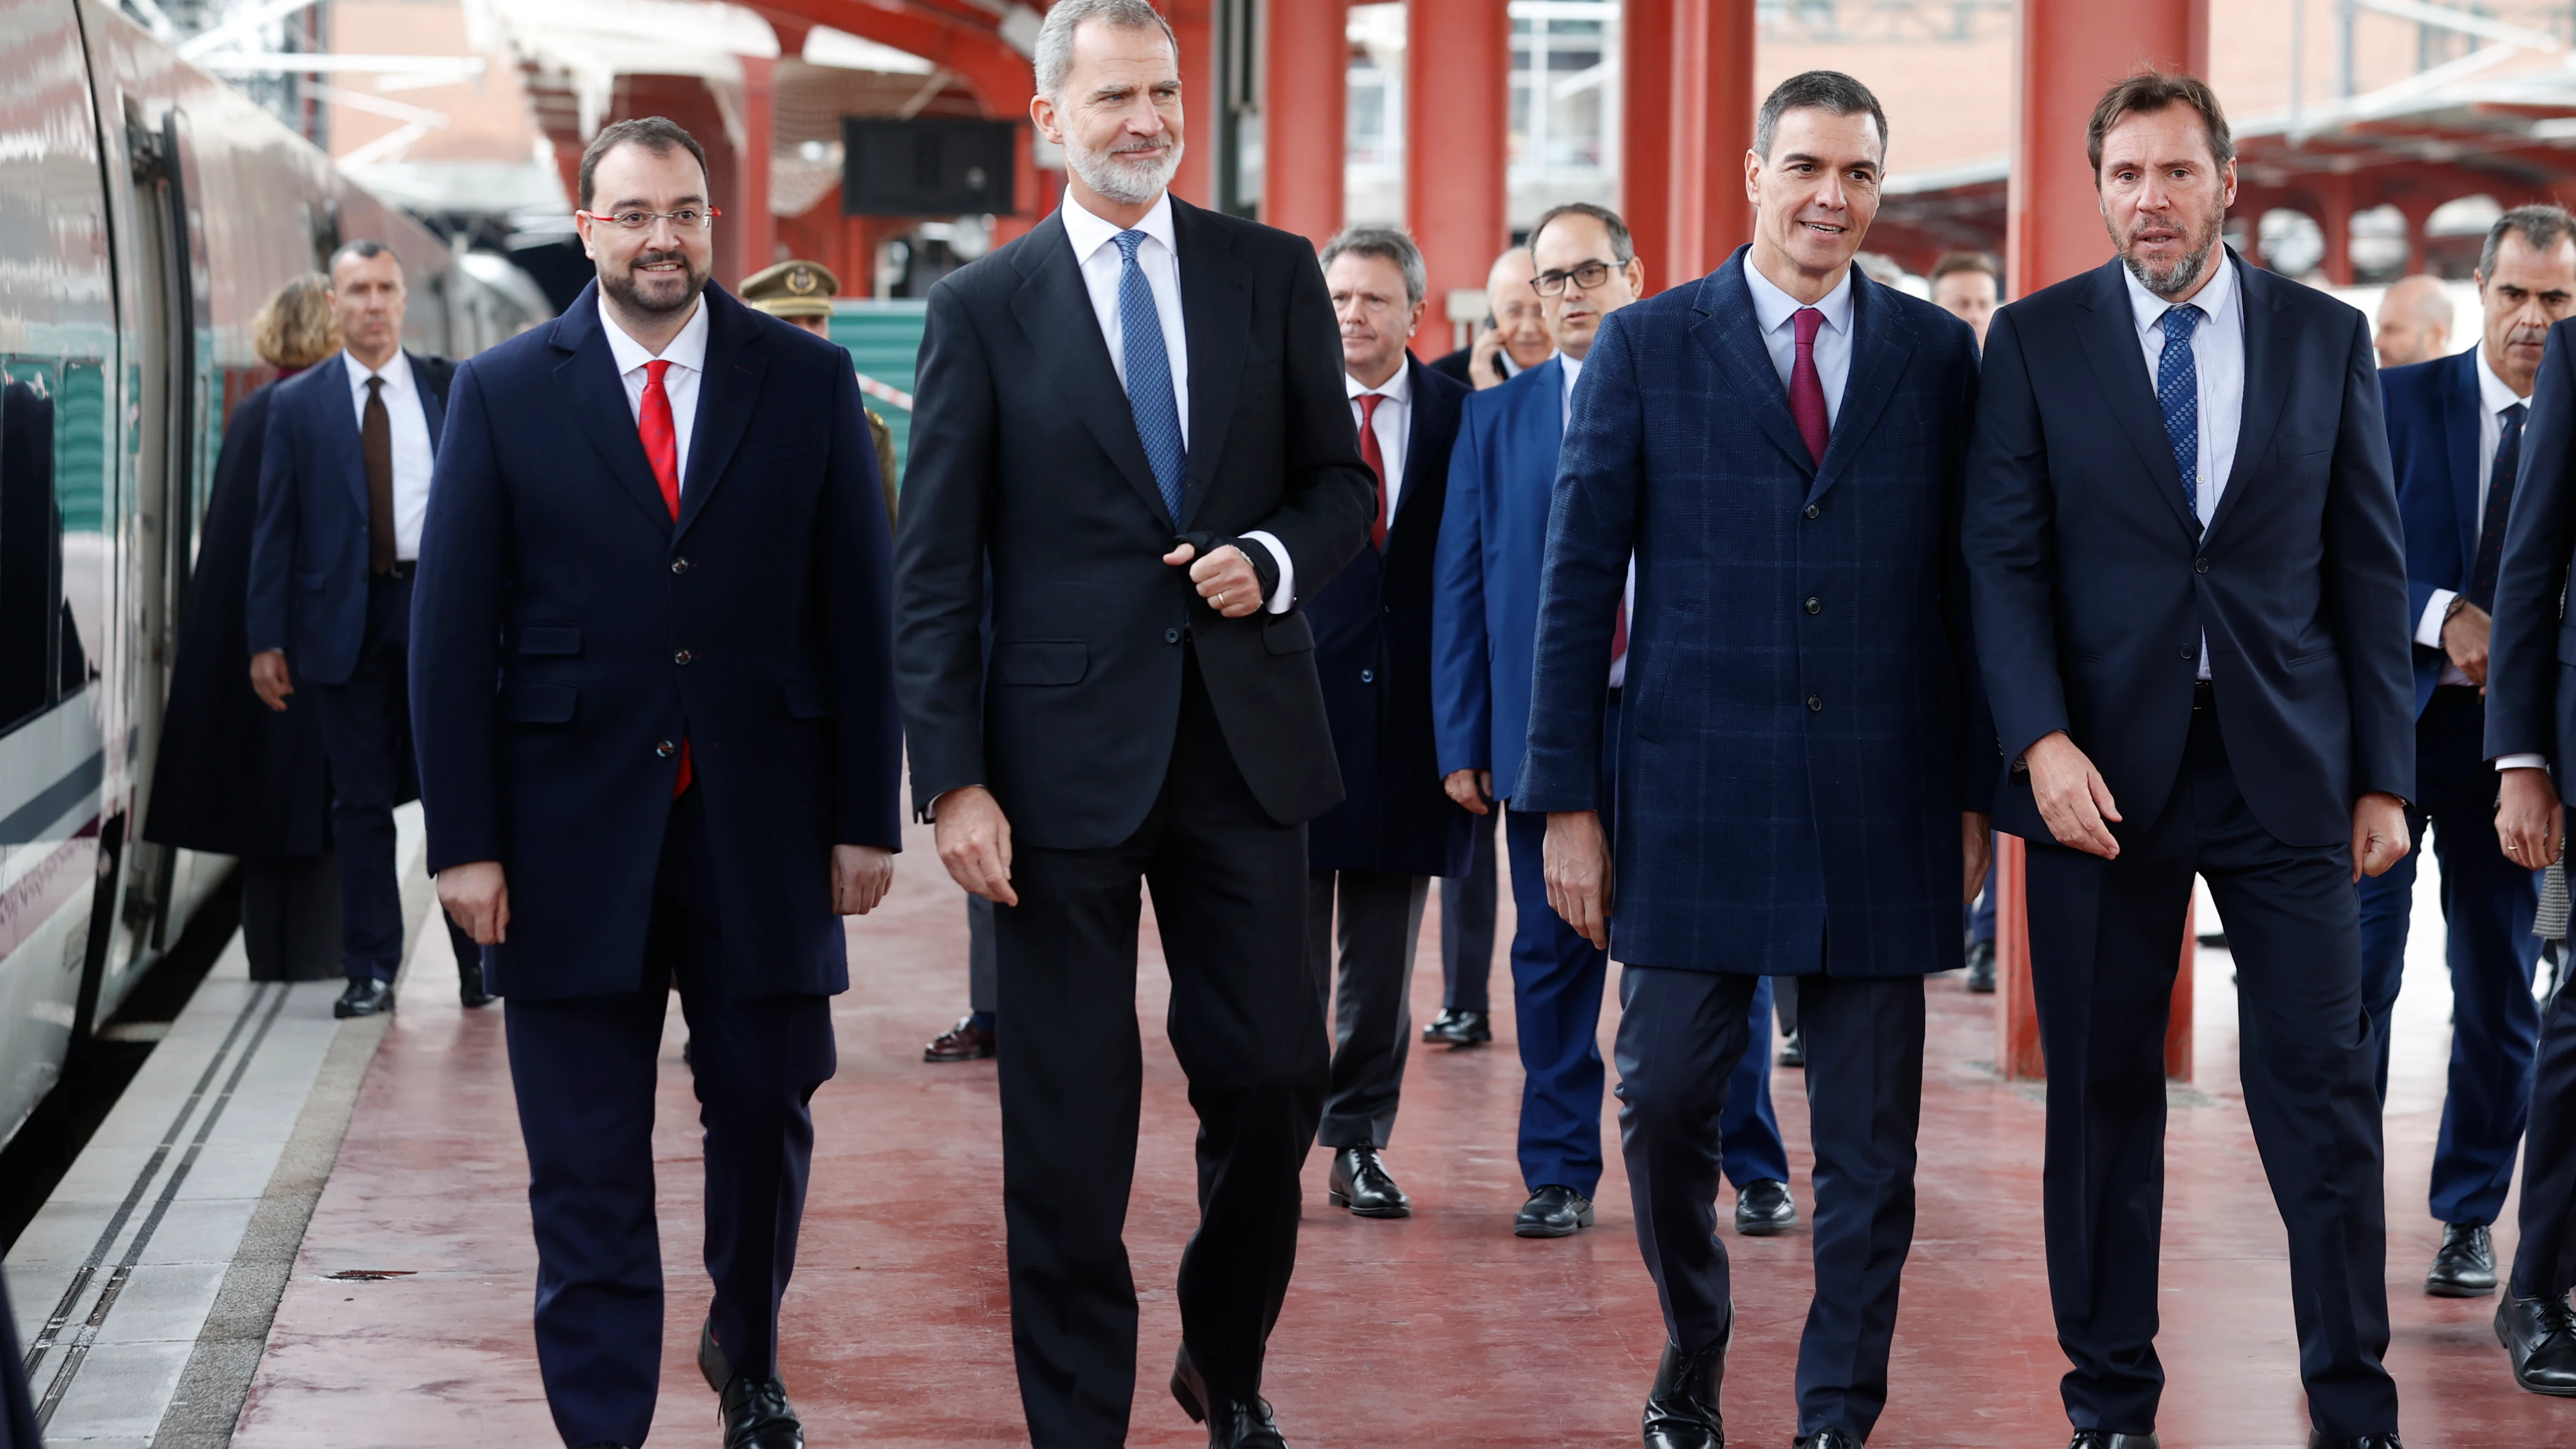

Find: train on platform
<box><xmin>0</xmin><ymin>0</ymin><xmax>549</xmax><ymax>1148</ymax></box>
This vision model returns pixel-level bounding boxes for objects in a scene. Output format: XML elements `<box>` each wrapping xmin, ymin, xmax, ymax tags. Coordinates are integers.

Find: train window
<box><xmin>0</xmin><ymin>366</ymin><xmax>59</xmax><ymax>731</ymax></box>
<box><xmin>56</xmin><ymin>360</ymin><xmax>103</xmax><ymax>696</ymax></box>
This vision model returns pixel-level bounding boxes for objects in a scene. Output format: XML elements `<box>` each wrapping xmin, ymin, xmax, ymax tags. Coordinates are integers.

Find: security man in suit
<box><xmin>247</xmin><ymin>240</ymin><xmax>488</xmax><ymax>1016</ymax></box>
<box><xmin>2364</xmin><ymin>205</ymin><xmax>2576</xmax><ymax>1300</ymax></box>
<box><xmin>1965</xmin><ymin>74</ymin><xmax>2413</xmax><ymax>1449</ymax></box>
<box><xmin>892</xmin><ymin>3</ymin><xmax>1375</xmax><ymax>1444</ymax></box>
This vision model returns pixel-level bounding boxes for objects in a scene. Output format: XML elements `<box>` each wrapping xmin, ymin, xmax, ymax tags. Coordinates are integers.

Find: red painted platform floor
<box><xmin>229</xmin><ymin>819</ymin><xmax>2574</xmax><ymax>1449</ymax></box>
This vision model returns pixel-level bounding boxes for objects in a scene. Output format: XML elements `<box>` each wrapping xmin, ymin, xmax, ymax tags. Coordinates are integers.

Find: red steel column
<box><xmin>1664</xmin><ymin>0</ymin><xmax>1756</xmax><ymax>284</ymax></box>
<box><xmin>1407</xmin><ymin>0</ymin><xmax>1510</xmax><ymax>329</ymax></box>
<box><xmin>1263</xmin><ymin>0</ymin><xmax>1347</xmax><ymax>244</ymax></box>
<box><xmin>2316</xmin><ymin>172</ymin><xmax>2355</xmax><ymax>285</ymax></box>
<box><xmin>1622</xmin><ymin>0</ymin><xmax>1674</xmax><ymax>294</ymax></box>
<box><xmin>735</xmin><ymin>54</ymin><xmax>777</xmax><ymax>285</ymax></box>
<box><xmin>1170</xmin><ymin>0</ymin><xmax>1216</xmax><ymax>205</ymax></box>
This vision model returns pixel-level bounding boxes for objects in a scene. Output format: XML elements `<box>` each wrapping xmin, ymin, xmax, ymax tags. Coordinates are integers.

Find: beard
<box><xmin>2113</xmin><ymin>209</ymin><xmax>2224</xmax><ymax>300</ymax></box>
<box><xmin>1066</xmin><ymin>132</ymin><xmax>1184</xmax><ymax>206</ymax></box>
<box><xmin>600</xmin><ymin>245</ymin><xmax>707</xmax><ymax>317</ymax></box>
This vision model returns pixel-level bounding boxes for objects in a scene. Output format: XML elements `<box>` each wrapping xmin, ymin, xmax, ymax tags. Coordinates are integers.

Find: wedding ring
<box><xmin>1215</xmin><ymin>591</ymin><xmax>1228</xmax><ymax>609</ymax></box>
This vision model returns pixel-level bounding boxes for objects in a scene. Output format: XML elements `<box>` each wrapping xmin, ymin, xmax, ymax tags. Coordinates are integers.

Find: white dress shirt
<box><xmin>2124</xmin><ymin>256</ymin><xmax>2245</xmax><ymax>679</ymax></box>
<box><xmin>1060</xmin><ymin>189</ymin><xmax>1291</xmax><ymax>611</ymax></box>
<box><xmin>1557</xmin><ymin>349</ymin><xmax>1638</xmax><ymax>688</ymax></box>
<box><xmin>599</xmin><ymin>291</ymin><xmax>710</xmax><ymax>491</ymax></box>
<box><xmin>1346</xmin><ymin>363</ymin><xmax>1410</xmax><ymax>516</ymax></box>
<box><xmin>340</xmin><ymin>349</ymin><xmax>436</xmax><ymax>561</ymax></box>
<box><xmin>1742</xmin><ymin>261</ymin><xmax>1855</xmax><ymax>424</ymax></box>
<box><xmin>2416</xmin><ymin>347</ymin><xmax>2529</xmax><ymax>683</ymax></box>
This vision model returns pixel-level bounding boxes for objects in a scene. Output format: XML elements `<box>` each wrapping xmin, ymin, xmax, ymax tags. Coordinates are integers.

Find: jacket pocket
<box><xmin>783</xmin><ymin>677</ymin><xmax>829</xmax><ymax>718</ymax></box>
<box><xmin>518</xmin><ymin>625</ymin><xmax>581</xmax><ymax>656</ymax></box>
<box><xmin>993</xmin><ymin>639</ymin><xmax>1088</xmax><ymax>686</ymax></box>
<box><xmin>501</xmin><ymin>683</ymin><xmax>577</xmax><ymax>723</ymax></box>
<box><xmin>2283</xmin><ymin>643</ymin><xmax>2338</xmax><ymax>670</ymax></box>
<box><xmin>1263</xmin><ymin>612</ymin><xmax>1315</xmax><ymax>655</ymax></box>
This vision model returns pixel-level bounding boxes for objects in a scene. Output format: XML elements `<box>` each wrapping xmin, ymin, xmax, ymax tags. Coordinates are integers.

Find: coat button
<box><xmin>671</xmin><ymin>557</ymin><xmax>690</xmax><ymax>575</ymax></box>
<box><xmin>1805</xmin><ymin>597</ymin><xmax>1821</xmax><ymax>615</ymax></box>
<box><xmin>655</xmin><ymin>740</ymin><xmax>676</xmax><ymax>758</ymax></box>
<box><xmin>674</xmin><ymin>649</ymin><xmax>694</xmax><ymax>665</ymax></box>
<box><xmin>2179</xmin><ymin>645</ymin><xmax>2195</xmax><ymax>660</ymax></box>
<box><xmin>2194</xmin><ymin>557</ymin><xmax>2210</xmax><ymax>573</ymax></box>
<box><xmin>1361</xmin><ymin>669</ymin><xmax>1375</xmax><ymax>683</ymax></box>
<box><xmin>1165</xmin><ymin>627</ymin><xmax>1182</xmax><ymax>644</ymax></box>
<box><xmin>1807</xmin><ymin>695</ymin><xmax>1824</xmax><ymax>712</ymax></box>
<box><xmin>1803</xmin><ymin>503</ymin><xmax>1821</xmax><ymax>520</ymax></box>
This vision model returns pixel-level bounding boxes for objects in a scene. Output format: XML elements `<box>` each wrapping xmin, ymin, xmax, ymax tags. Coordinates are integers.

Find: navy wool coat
<box><xmin>1516</xmin><ymin>250</ymin><xmax>1996</xmax><ymax>976</ymax></box>
<box><xmin>1307</xmin><ymin>356</ymin><xmax>1475</xmax><ymax>877</ymax></box>
<box><xmin>2382</xmin><ymin>348</ymin><xmax>2503</xmax><ymax>718</ymax></box>
<box><xmin>2488</xmin><ymin>314</ymin><xmax>2576</xmax><ymax>777</ymax></box>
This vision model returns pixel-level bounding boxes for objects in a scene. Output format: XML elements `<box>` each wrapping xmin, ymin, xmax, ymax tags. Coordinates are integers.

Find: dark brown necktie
<box><xmin>363</xmin><ymin>374</ymin><xmax>395</xmax><ymax>575</ymax></box>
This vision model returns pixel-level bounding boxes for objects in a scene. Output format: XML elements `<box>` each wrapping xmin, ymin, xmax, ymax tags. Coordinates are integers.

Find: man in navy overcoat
<box><xmin>410</xmin><ymin>119</ymin><xmax>902</xmax><ymax>1449</ymax></box>
<box><xmin>1520</xmin><ymin>72</ymin><xmax>1992</xmax><ymax>1449</ymax></box>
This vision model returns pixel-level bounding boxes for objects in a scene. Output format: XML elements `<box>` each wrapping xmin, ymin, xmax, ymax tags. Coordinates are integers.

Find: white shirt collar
<box><xmin>1062</xmin><ymin>189</ymin><xmax>1177</xmax><ymax>266</ymax></box>
<box><xmin>1743</xmin><ymin>259</ymin><xmax>1855</xmax><ymax>337</ymax></box>
<box><xmin>597</xmin><ymin>289</ymin><xmax>710</xmax><ymax>374</ymax></box>
<box><xmin>2123</xmin><ymin>249</ymin><xmax>2239</xmax><ymax>341</ymax></box>
<box><xmin>2475</xmin><ymin>343</ymin><xmax>2528</xmax><ymax>412</ymax></box>
<box><xmin>341</xmin><ymin>347</ymin><xmax>412</xmax><ymax>392</ymax></box>
<box><xmin>1346</xmin><ymin>360</ymin><xmax>1412</xmax><ymax>403</ymax></box>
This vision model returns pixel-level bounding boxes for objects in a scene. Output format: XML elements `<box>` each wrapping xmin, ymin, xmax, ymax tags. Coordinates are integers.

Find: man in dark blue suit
<box><xmin>1303</xmin><ymin>227</ymin><xmax>1472</xmax><ymax>1218</ymax></box>
<box><xmin>246</xmin><ymin>242</ymin><xmax>486</xmax><ymax>1016</ymax></box>
<box><xmin>2365</xmin><ymin>206</ymin><xmax>2576</xmax><ymax>1300</ymax></box>
<box><xmin>1433</xmin><ymin>202</ymin><xmax>1795</xmax><ymax>1245</ymax></box>
<box><xmin>410</xmin><ymin>118</ymin><xmax>902</xmax><ymax>1449</ymax></box>
<box><xmin>1965</xmin><ymin>75</ymin><xmax>2414</xmax><ymax>1449</ymax></box>
<box><xmin>1525</xmin><ymin>73</ymin><xmax>1991</xmax><ymax>1449</ymax></box>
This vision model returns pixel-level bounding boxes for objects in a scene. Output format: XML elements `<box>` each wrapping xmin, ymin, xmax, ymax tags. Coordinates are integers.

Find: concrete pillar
<box><xmin>736</xmin><ymin>54</ymin><xmax>777</xmax><ymax>283</ymax></box>
<box><xmin>2007</xmin><ymin>0</ymin><xmax>2209</xmax><ymax>298</ymax></box>
<box><xmin>1263</xmin><ymin>0</ymin><xmax>1347</xmax><ymax>244</ymax></box>
<box><xmin>1407</xmin><ymin>0</ymin><xmax>1510</xmax><ymax>329</ymax></box>
<box><xmin>1621</xmin><ymin>0</ymin><xmax>1674</xmax><ymax>294</ymax></box>
<box><xmin>1663</xmin><ymin>0</ymin><xmax>1756</xmax><ymax>284</ymax></box>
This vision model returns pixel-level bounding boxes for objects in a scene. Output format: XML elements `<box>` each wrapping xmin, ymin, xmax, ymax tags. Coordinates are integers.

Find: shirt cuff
<box><xmin>1242</xmin><ymin>531</ymin><xmax>1294</xmax><ymax>614</ymax></box>
<box><xmin>2498</xmin><ymin>754</ymin><xmax>2551</xmax><ymax>773</ymax></box>
<box><xmin>2417</xmin><ymin>588</ymin><xmax>2457</xmax><ymax>649</ymax></box>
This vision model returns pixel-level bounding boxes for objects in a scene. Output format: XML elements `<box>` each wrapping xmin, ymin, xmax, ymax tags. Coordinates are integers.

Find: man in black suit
<box><xmin>892</xmin><ymin>2</ymin><xmax>1374</xmax><ymax>1445</ymax></box>
<box><xmin>413</xmin><ymin>117</ymin><xmax>902</xmax><ymax>1449</ymax></box>
<box><xmin>1965</xmin><ymin>74</ymin><xmax>2414</xmax><ymax>1449</ymax></box>
<box><xmin>1304</xmin><ymin>226</ymin><xmax>1472</xmax><ymax>1219</ymax></box>
<box><xmin>246</xmin><ymin>242</ymin><xmax>486</xmax><ymax>1016</ymax></box>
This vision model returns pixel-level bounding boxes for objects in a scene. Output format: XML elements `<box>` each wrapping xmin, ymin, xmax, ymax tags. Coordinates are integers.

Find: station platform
<box><xmin>10</xmin><ymin>809</ymin><xmax>2575</xmax><ymax>1448</ymax></box>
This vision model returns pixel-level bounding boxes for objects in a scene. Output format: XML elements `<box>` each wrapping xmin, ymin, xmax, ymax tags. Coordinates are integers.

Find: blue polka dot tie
<box><xmin>1113</xmin><ymin>228</ymin><xmax>1188</xmax><ymax>523</ymax></box>
<box><xmin>2158</xmin><ymin>304</ymin><xmax>2204</xmax><ymax>527</ymax></box>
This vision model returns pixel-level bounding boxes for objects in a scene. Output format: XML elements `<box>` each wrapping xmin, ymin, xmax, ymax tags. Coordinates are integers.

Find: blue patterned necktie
<box><xmin>2157</xmin><ymin>304</ymin><xmax>2204</xmax><ymax>526</ymax></box>
<box><xmin>1113</xmin><ymin>228</ymin><xmax>1188</xmax><ymax>522</ymax></box>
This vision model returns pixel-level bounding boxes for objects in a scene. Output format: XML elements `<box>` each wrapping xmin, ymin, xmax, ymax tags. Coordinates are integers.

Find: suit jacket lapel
<box><xmin>549</xmin><ymin>284</ymin><xmax>677</xmax><ymax>535</ymax></box>
<box><xmin>1174</xmin><ymin>199</ymin><xmax>1250</xmax><ymax>530</ymax></box>
<box><xmin>2442</xmin><ymin>350</ymin><xmax>2485</xmax><ymax>566</ymax></box>
<box><xmin>2073</xmin><ymin>260</ymin><xmax>2201</xmax><ymax>541</ymax></box>
<box><xmin>1008</xmin><ymin>212</ymin><xmax>1174</xmax><ymax>528</ymax></box>
<box><xmin>1686</xmin><ymin>254</ymin><xmax>1815</xmax><ymax>479</ymax></box>
<box><xmin>406</xmin><ymin>349</ymin><xmax>447</xmax><ymax>456</ymax></box>
<box><xmin>1386</xmin><ymin>357</ymin><xmax>1452</xmax><ymax>545</ymax></box>
<box><xmin>677</xmin><ymin>285</ymin><xmax>764</xmax><ymax>541</ymax></box>
<box><xmin>2206</xmin><ymin>255</ymin><xmax>2293</xmax><ymax>542</ymax></box>
<box><xmin>1810</xmin><ymin>274</ymin><xmax>1914</xmax><ymax>504</ymax></box>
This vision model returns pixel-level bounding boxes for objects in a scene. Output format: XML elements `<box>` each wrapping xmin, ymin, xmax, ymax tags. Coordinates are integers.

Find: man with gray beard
<box><xmin>1964</xmin><ymin>73</ymin><xmax>2414</xmax><ymax>1449</ymax></box>
<box><xmin>892</xmin><ymin>1</ymin><xmax>1375</xmax><ymax>1446</ymax></box>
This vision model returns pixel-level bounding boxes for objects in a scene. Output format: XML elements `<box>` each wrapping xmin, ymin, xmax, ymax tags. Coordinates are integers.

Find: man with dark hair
<box><xmin>1966</xmin><ymin>72</ymin><xmax>2412</xmax><ymax>1449</ymax></box>
<box><xmin>1526</xmin><ymin>68</ymin><xmax>1989</xmax><ymax>1449</ymax></box>
<box><xmin>413</xmin><ymin>115</ymin><xmax>902</xmax><ymax>1449</ymax></box>
<box><xmin>2363</xmin><ymin>203</ymin><xmax>2576</xmax><ymax>1303</ymax></box>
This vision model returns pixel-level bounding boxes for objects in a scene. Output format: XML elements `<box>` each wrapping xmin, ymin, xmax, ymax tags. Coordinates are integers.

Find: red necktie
<box><xmin>1357</xmin><ymin>392</ymin><xmax>1388</xmax><ymax>549</ymax></box>
<box><xmin>1789</xmin><ymin>306</ymin><xmax>1829</xmax><ymax>465</ymax></box>
<box><xmin>1611</xmin><ymin>596</ymin><xmax>1628</xmax><ymax>669</ymax></box>
<box><xmin>639</xmin><ymin>360</ymin><xmax>693</xmax><ymax>796</ymax></box>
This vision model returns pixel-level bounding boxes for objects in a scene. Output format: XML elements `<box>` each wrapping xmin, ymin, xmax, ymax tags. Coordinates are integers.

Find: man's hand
<box><xmin>2443</xmin><ymin>600</ymin><xmax>2494</xmax><ymax>687</ymax></box>
<box><xmin>1962</xmin><ymin>812</ymin><xmax>1994</xmax><ymax>904</ymax></box>
<box><xmin>250</xmin><ymin>650</ymin><xmax>293</xmax><ymax>712</ymax></box>
<box><xmin>2023</xmin><ymin>731</ymin><xmax>2122</xmax><ymax>859</ymax></box>
<box><xmin>1469</xmin><ymin>325</ymin><xmax>1509</xmax><ymax>391</ymax></box>
<box><xmin>1162</xmin><ymin>541</ymin><xmax>1264</xmax><ymax>619</ymax></box>
<box><xmin>438</xmin><ymin>861</ymin><xmax>510</xmax><ymax>945</ymax></box>
<box><xmin>1544</xmin><ymin>810</ymin><xmax>1613</xmax><ymax>951</ymax></box>
<box><xmin>831</xmin><ymin>845</ymin><xmax>895</xmax><ymax>916</ymax></box>
<box><xmin>2351</xmin><ymin>791</ymin><xmax>2411</xmax><ymax>882</ymax></box>
<box><xmin>933</xmin><ymin>785</ymin><xmax>1018</xmax><ymax>907</ymax></box>
<box><xmin>1443</xmin><ymin>768</ymin><xmax>1494</xmax><ymax>816</ymax></box>
<box><xmin>2498</xmin><ymin>766</ymin><xmax>2563</xmax><ymax>872</ymax></box>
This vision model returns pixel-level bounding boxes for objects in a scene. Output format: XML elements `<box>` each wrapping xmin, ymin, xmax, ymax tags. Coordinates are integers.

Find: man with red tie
<box><xmin>411</xmin><ymin>117</ymin><xmax>902</xmax><ymax>1449</ymax></box>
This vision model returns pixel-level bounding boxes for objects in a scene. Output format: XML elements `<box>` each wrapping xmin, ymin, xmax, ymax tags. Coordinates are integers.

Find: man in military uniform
<box><xmin>741</xmin><ymin>259</ymin><xmax>898</xmax><ymax>521</ymax></box>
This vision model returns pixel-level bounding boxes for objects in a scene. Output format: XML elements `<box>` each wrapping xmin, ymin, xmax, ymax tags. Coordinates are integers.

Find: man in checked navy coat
<box><xmin>1521</xmin><ymin>73</ymin><xmax>1993</xmax><ymax>1449</ymax></box>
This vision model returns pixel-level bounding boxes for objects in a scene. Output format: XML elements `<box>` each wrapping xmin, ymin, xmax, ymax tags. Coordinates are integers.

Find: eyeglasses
<box><xmin>1532</xmin><ymin>260</ymin><xmax>1619</xmax><ymax>296</ymax></box>
<box><xmin>576</xmin><ymin>206</ymin><xmax>722</xmax><ymax>233</ymax></box>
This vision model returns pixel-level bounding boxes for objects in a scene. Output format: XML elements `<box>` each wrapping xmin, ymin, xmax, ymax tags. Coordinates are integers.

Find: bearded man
<box><xmin>891</xmin><ymin>1</ymin><xmax>1375</xmax><ymax>1445</ymax></box>
<box><xmin>1962</xmin><ymin>74</ymin><xmax>2414</xmax><ymax>1449</ymax></box>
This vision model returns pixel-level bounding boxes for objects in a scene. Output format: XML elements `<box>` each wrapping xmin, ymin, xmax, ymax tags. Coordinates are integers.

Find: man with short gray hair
<box><xmin>2376</xmin><ymin>273</ymin><xmax>2454</xmax><ymax>369</ymax></box>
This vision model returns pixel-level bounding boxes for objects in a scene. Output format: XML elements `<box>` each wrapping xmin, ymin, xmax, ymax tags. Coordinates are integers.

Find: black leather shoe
<box><xmin>2427</xmin><ymin>1221</ymin><xmax>2497</xmax><ymax>1297</ymax></box>
<box><xmin>699</xmin><ymin>1319</ymin><xmax>803</xmax><ymax>1449</ymax></box>
<box><xmin>1794</xmin><ymin>1431</ymin><xmax>1863</xmax><ymax>1449</ymax></box>
<box><xmin>1641</xmin><ymin>1311</ymin><xmax>1729</xmax><ymax>1448</ymax></box>
<box><xmin>458</xmin><ymin>957</ymin><xmax>496</xmax><ymax>1008</ymax></box>
<box><xmin>2498</xmin><ymin>1290</ymin><xmax>2576</xmax><ymax>1396</ymax></box>
<box><xmin>1424</xmin><ymin>1007</ymin><xmax>1492</xmax><ymax>1047</ymax></box>
<box><xmin>1327</xmin><ymin>1146</ymin><xmax>1410</xmax><ymax>1218</ymax></box>
<box><xmin>1735</xmin><ymin>1178</ymin><xmax>1797</xmax><ymax>1236</ymax></box>
<box><xmin>1171</xmin><ymin>1344</ymin><xmax>1288</xmax><ymax>1447</ymax></box>
<box><xmin>2305</xmin><ymin>1434</ymin><xmax>2403</xmax><ymax>1448</ymax></box>
<box><xmin>1965</xmin><ymin>937</ymin><xmax>1996</xmax><ymax>993</ymax></box>
<box><xmin>1777</xmin><ymin>1029</ymin><xmax>1805</xmax><ymax>1068</ymax></box>
<box><xmin>2068</xmin><ymin>1434</ymin><xmax>2157</xmax><ymax>1449</ymax></box>
<box><xmin>1515</xmin><ymin>1184</ymin><xmax>1594</xmax><ymax>1238</ymax></box>
<box><xmin>333</xmin><ymin>979</ymin><xmax>393</xmax><ymax>1018</ymax></box>
<box><xmin>572</xmin><ymin>1444</ymin><xmax>634</xmax><ymax>1448</ymax></box>
<box><xmin>923</xmin><ymin>1013</ymin><xmax>995</xmax><ymax>1063</ymax></box>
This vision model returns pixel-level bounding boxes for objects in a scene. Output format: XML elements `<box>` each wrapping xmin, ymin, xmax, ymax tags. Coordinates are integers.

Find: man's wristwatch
<box><xmin>2444</xmin><ymin>593</ymin><xmax>2470</xmax><ymax>626</ymax></box>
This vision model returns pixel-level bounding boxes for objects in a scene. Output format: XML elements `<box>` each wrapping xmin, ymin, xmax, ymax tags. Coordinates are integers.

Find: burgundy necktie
<box><xmin>1357</xmin><ymin>392</ymin><xmax>1388</xmax><ymax>549</ymax></box>
<box><xmin>639</xmin><ymin>360</ymin><xmax>692</xmax><ymax>796</ymax></box>
<box><xmin>1789</xmin><ymin>306</ymin><xmax>1829</xmax><ymax>465</ymax></box>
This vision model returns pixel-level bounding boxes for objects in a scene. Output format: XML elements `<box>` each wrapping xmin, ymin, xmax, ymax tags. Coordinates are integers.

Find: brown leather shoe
<box><xmin>923</xmin><ymin>1014</ymin><xmax>995</xmax><ymax>1063</ymax></box>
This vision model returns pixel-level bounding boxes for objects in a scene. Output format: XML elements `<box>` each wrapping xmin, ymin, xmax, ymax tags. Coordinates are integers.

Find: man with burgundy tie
<box><xmin>2363</xmin><ymin>204</ymin><xmax>2576</xmax><ymax>1300</ymax></box>
<box><xmin>1522</xmin><ymin>72</ymin><xmax>1992</xmax><ymax>1448</ymax></box>
<box><xmin>411</xmin><ymin>116</ymin><xmax>902</xmax><ymax>1449</ymax></box>
<box><xmin>247</xmin><ymin>239</ymin><xmax>487</xmax><ymax>1018</ymax></box>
